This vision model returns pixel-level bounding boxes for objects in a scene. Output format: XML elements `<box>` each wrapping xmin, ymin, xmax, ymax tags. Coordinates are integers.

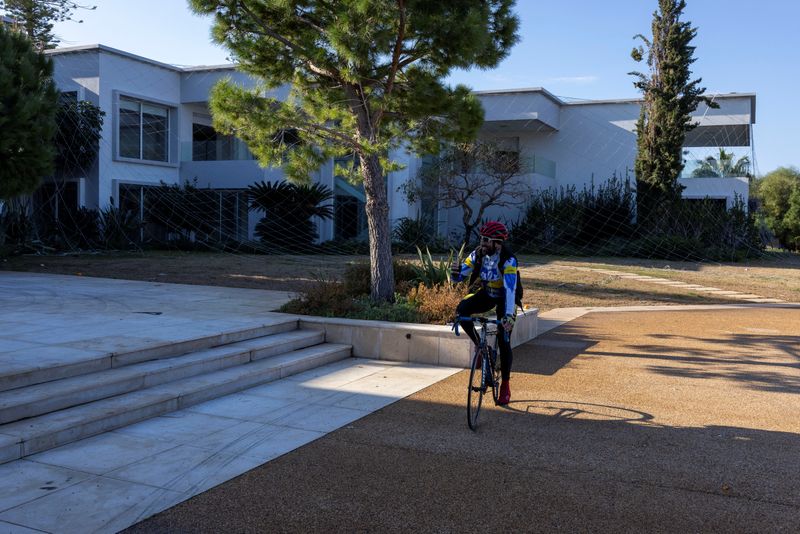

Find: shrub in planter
<box><xmin>407</xmin><ymin>282</ymin><xmax>467</xmax><ymax>324</ymax></box>
<box><xmin>279</xmin><ymin>277</ymin><xmax>355</xmax><ymax>317</ymax></box>
<box><xmin>346</xmin><ymin>295</ymin><xmax>422</xmax><ymax>322</ymax></box>
<box><xmin>343</xmin><ymin>259</ymin><xmax>420</xmax><ymax>296</ymax></box>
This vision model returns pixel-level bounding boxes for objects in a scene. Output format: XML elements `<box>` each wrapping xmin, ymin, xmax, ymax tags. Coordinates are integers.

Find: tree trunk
<box><xmin>360</xmin><ymin>152</ymin><xmax>395</xmax><ymax>303</ymax></box>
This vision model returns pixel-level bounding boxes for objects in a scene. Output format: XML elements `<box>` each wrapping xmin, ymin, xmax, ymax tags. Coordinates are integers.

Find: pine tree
<box><xmin>629</xmin><ymin>0</ymin><xmax>716</xmax><ymax>229</ymax></box>
<box><xmin>0</xmin><ymin>23</ymin><xmax>58</xmax><ymax>200</ymax></box>
<box><xmin>190</xmin><ymin>0</ymin><xmax>519</xmax><ymax>302</ymax></box>
<box><xmin>0</xmin><ymin>0</ymin><xmax>95</xmax><ymax>50</ymax></box>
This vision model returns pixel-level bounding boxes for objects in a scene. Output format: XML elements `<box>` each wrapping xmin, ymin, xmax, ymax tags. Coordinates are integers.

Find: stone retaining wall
<box><xmin>297</xmin><ymin>308</ymin><xmax>538</xmax><ymax>368</ymax></box>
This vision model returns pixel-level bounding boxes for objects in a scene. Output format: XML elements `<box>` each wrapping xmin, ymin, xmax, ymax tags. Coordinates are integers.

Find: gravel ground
<box><xmin>125</xmin><ymin>307</ymin><xmax>800</xmax><ymax>533</ymax></box>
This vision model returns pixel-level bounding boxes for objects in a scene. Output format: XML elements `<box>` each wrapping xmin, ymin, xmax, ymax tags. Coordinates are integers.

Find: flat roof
<box><xmin>45</xmin><ymin>45</ymin><xmax>755</xmax><ymax>121</ymax></box>
<box><xmin>46</xmin><ymin>44</ymin><xmax>236</xmax><ymax>73</ymax></box>
<box><xmin>474</xmin><ymin>87</ymin><xmax>756</xmax><ymax>122</ymax></box>
<box><xmin>473</xmin><ymin>87</ymin><xmax>565</xmax><ymax>106</ymax></box>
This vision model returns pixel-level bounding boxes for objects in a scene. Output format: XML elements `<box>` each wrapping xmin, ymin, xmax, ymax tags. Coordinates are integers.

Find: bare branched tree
<box><xmin>401</xmin><ymin>140</ymin><xmax>531</xmax><ymax>246</ymax></box>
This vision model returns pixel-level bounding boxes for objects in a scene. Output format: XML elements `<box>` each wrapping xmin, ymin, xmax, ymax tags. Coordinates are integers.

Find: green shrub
<box><xmin>0</xmin><ymin>202</ymin><xmax>33</xmax><ymax>246</ymax></box>
<box><xmin>98</xmin><ymin>200</ymin><xmax>140</xmax><ymax>250</ymax></box>
<box><xmin>248</xmin><ymin>181</ymin><xmax>334</xmax><ymax>252</ymax></box>
<box><xmin>393</xmin><ymin>216</ymin><xmax>433</xmax><ymax>252</ymax></box>
<box><xmin>279</xmin><ymin>277</ymin><xmax>355</xmax><ymax>316</ymax></box>
<box><xmin>412</xmin><ymin>245</ymin><xmax>464</xmax><ymax>287</ymax></box>
<box><xmin>41</xmin><ymin>206</ymin><xmax>100</xmax><ymax>250</ymax></box>
<box><xmin>512</xmin><ymin>173</ymin><xmax>762</xmax><ymax>260</ymax></box>
<box><xmin>345</xmin><ymin>295</ymin><xmax>422</xmax><ymax>322</ymax></box>
<box><xmin>343</xmin><ymin>259</ymin><xmax>421</xmax><ymax>296</ymax></box>
<box><xmin>754</xmin><ymin>167</ymin><xmax>800</xmax><ymax>249</ymax></box>
<box><xmin>511</xmin><ymin>173</ymin><xmax>634</xmax><ymax>252</ymax></box>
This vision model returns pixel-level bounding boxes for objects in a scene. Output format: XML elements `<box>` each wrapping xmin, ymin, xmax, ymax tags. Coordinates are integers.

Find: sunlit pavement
<box><xmin>129</xmin><ymin>305</ymin><xmax>800</xmax><ymax>533</ymax></box>
<box><xmin>1</xmin><ymin>272</ymin><xmax>799</xmax><ymax>532</ymax></box>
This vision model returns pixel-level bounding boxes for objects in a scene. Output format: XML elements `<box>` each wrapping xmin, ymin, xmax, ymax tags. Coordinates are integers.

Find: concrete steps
<box><xmin>0</xmin><ymin>330</ymin><xmax>325</xmax><ymax>424</ymax></box>
<box><xmin>0</xmin><ymin>322</ymin><xmax>352</xmax><ymax>464</ymax></box>
<box><xmin>0</xmin><ymin>317</ymin><xmax>300</xmax><ymax>393</ymax></box>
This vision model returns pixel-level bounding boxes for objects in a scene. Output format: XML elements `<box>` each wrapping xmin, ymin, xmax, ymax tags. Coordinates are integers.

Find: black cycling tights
<box><xmin>456</xmin><ymin>289</ymin><xmax>512</xmax><ymax>381</ymax></box>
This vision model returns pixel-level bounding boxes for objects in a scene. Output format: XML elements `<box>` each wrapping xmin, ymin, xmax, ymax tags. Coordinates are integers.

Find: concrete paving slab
<box><xmin>0</xmin><ymin>476</ymin><xmax>183</xmax><ymax>534</ymax></box>
<box><xmin>185</xmin><ymin>392</ymin><xmax>297</xmax><ymax>424</ymax></box>
<box><xmin>105</xmin><ymin>444</ymin><xmax>259</xmax><ymax>492</ymax></box>
<box><xmin>240</xmin><ymin>377</ymin><xmax>349</xmax><ymax>405</ymax></box>
<box><xmin>268</xmin><ymin>403</ymin><xmax>369</xmax><ymax>433</ymax></box>
<box><xmin>188</xmin><ymin>424</ymin><xmax>324</xmax><ymax>463</ymax></box>
<box><xmin>28</xmin><ymin>432</ymin><xmax>178</xmax><ymax>475</ymax></box>
<box><xmin>0</xmin><ymin>461</ymin><xmax>92</xmax><ymax>513</ymax></box>
<box><xmin>111</xmin><ymin>411</ymin><xmax>244</xmax><ymax>445</ymax></box>
<box><xmin>0</xmin><ymin>520</ymin><xmax>46</xmax><ymax>533</ymax></box>
<box><xmin>0</xmin><ymin>272</ymin><xmax>295</xmax><ymax>378</ymax></box>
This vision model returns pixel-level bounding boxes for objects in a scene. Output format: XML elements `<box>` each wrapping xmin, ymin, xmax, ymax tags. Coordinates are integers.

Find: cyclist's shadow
<box><xmin>500</xmin><ymin>399</ymin><xmax>653</xmax><ymax>424</ymax></box>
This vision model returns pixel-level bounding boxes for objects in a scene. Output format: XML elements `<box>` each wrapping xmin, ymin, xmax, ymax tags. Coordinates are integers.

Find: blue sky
<box><xmin>52</xmin><ymin>0</ymin><xmax>799</xmax><ymax>174</ymax></box>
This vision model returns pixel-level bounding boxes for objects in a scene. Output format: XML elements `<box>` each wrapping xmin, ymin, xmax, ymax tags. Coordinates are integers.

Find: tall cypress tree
<box><xmin>629</xmin><ymin>0</ymin><xmax>715</xmax><ymax>229</ymax></box>
<box><xmin>0</xmin><ymin>23</ymin><xmax>58</xmax><ymax>200</ymax></box>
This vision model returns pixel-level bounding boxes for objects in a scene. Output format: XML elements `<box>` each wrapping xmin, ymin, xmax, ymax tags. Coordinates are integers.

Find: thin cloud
<box><xmin>545</xmin><ymin>75</ymin><xmax>599</xmax><ymax>85</ymax></box>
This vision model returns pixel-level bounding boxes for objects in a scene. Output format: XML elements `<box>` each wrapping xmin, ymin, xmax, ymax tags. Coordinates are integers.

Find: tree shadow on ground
<box><xmin>126</xmin><ymin>385</ymin><xmax>800</xmax><ymax>534</ymax></box>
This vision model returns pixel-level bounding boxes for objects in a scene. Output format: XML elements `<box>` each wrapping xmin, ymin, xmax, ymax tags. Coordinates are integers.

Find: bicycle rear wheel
<box><xmin>467</xmin><ymin>349</ymin><xmax>485</xmax><ymax>430</ymax></box>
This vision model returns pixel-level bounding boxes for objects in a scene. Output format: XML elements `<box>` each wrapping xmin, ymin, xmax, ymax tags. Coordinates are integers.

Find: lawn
<box><xmin>3</xmin><ymin>250</ymin><xmax>797</xmax><ymax>312</ymax></box>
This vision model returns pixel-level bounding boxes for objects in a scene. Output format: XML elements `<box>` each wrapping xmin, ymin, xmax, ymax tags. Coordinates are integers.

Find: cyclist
<box><xmin>451</xmin><ymin>220</ymin><xmax>518</xmax><ymax>405</ymax></box>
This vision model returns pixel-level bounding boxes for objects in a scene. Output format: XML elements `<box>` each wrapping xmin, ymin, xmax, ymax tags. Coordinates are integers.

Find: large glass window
<box><xmin>189</xmin><ymin>123</ymin><xmax>255</xmax><ymax>161</ymax></box>
<box><xmin>118</xmin><ymin>97</ymin><xmax>169</xmax><ymax>162</ymax></box>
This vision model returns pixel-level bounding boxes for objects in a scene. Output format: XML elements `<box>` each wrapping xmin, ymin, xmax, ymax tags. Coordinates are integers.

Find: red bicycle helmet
<box><xmin>479</xmin><ymin>221</ymin><xmax>508</xmax><ymax>241</ymax></box>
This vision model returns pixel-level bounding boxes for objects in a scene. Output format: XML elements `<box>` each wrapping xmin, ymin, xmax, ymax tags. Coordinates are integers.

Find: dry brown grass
<box><xmin>2</xmin><ymin>250</ymin><xmax>797</xmax><ymax>312</ymax></box>
<box><xmin>407</xmin><ymin>282</ymin><xmax>467</xmax><ymax>323</ymax></box>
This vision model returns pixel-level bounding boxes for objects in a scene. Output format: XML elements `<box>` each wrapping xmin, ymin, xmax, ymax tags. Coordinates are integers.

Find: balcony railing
<box><xmin>531</xmin><ymin>155</ymin><xmax>556</xmax><ymax>179</ymax></box>
<box><xmin>180</xmin><ymin>139</ymin><xmax>256</xmax><ymax>162</ymax></box>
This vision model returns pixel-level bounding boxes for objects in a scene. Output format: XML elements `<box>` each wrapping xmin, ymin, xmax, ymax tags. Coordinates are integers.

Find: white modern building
<box><xmin>46</xmin><ymin>44</ymin><xmax>756</xmax><ymax>242</ymax></box>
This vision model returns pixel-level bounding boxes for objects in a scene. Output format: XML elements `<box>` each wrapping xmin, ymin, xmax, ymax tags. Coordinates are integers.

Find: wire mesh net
<box><xmin>1</xmin><ymin>49</ymin><xmax>796</xmax><ymax>287</ymax></box>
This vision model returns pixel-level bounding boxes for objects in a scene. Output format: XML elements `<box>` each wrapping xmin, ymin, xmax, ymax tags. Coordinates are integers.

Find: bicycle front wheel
<box><xmin>467</xmin><ymin>349</ymin><xmax>484</xmax><ymax>431</ymax></box>
<box><xmin>490</xmin><ymin>348</ymin><xmax>502</xmax><ymax>404</ymax></box>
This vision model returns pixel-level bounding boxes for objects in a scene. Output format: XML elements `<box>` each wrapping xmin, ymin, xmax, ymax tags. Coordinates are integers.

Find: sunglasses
<box><xmin>480</xmin><ymin>236</ymin><xmax>499</xmax><ymax>243</ymax></box>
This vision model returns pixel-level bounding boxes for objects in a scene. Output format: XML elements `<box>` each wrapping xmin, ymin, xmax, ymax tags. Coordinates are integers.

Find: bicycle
<box><xmin>452</xmin><ymin>316</ymin><xmax>506</xmax><ymax>431</ymax></box>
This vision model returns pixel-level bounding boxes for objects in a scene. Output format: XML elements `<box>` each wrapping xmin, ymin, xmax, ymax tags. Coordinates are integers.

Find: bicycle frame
<box><xmin>453</xmin><ymin>316</ymin><xmax>507</xmax><ymax>430</ymax></box>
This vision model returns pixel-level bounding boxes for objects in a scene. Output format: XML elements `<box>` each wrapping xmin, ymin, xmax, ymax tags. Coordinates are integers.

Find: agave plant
<box><xmin>412</xmin><ymin>243</ymin><xmax>466</xmax><ymax>287</ymax></box>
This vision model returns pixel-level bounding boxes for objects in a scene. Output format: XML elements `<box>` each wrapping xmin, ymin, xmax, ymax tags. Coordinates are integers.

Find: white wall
<box><xmin>95</xmin><ymin>51</ymin><xmax>182</xmax><ymax>209</ymax></box>
<box><xmin>679</xmin><ymin>176</ymin><xmax>749</xmax><ymax>208</ymax></box>
<box><xmin>51</xmin><ymin>49</ymin><xmax>754</xmax><ymax>242</ymax></box>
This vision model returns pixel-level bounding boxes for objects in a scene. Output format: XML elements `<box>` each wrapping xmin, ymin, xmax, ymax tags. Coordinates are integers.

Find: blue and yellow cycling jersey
<box><xmin>452</xmin><ymin>249</ymin><xmax>518</xmax><ymax>317</ymax></box>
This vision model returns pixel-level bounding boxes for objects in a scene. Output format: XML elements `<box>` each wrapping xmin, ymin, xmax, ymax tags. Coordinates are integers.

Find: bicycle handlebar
<box><xmin>452</xmin><ymin>316</ymin><xmax>509</xmax><ymax>342</ymax></box>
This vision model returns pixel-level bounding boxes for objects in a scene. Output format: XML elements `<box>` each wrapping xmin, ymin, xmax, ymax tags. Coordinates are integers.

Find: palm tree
<box><xmin>691</xmin><ymin>148</ymin><xmax>751</xmax><ymax>178</ymax></box>
<box><xmin>247</xmin><ymin>181</ymin><xmax>334</xmax><ymax>251</ymax></box>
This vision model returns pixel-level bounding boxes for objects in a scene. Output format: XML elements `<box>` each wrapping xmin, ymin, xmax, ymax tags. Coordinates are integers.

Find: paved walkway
<box><xmin>0</xmin><ymin>358</ymin><xmax>457</xmax><ymax>534</ymax></box>
<box><xmin>0</xmin><ymin>273</ymin><xmax>459</xmax><ymax>534</ymax></box>
<box><xmin>549</xmin><ymin>264</ymin><xmax>786</xmax><ymax>303</ymax></box>
<box><xmin>2</xmin><ymin>272</ymin><xmax>799</xmax><ymax>532</ymax></box>
<box><xmin>128</xmin><ymin>306</ymin><xmax>800</xmax><ymax>533</ymax></box>
<box><xmin>0</xmin><ymin>271</ymin><xmax>295</xmax><ymax>368</ymax></box>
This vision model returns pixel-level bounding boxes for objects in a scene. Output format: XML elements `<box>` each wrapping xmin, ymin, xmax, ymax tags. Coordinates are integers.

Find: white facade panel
<box><xmin>47</xmin><ymin>45</ymin><xmax>756</xmax><ymax>242</ymax></box>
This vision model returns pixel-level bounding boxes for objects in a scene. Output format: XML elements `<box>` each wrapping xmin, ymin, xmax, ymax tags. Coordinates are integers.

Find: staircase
<box><xmin>0</xmin><ymin>317</ymin><xmax>351</xmax><ymax>464</ymax></box>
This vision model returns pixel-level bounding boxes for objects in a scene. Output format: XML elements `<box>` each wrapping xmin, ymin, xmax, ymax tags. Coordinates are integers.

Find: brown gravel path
<box><xmin>126</xmin><ymin>307</ymin><xmax>800</xmax><ymax>533</ymax></box>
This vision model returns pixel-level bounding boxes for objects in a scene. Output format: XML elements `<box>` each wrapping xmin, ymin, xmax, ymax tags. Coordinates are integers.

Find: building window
<box><xmin>494</xmin><ymin>136</ymin><xmax>520</xmax><ymax>173</ymax></box>
<box><xmin>190</xmin><ymin>123</ymin><xmax>255</xmax><ymax>161</ymax></box>
<box><xmin>58</xmin><ymin>91</ymin><xmax>78</xmax><ymax>106</ymax></box>
<box><xmin>119</xmin><ymin>97</ymin><xmax>169</xmax><ymax>162</ymax></box>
